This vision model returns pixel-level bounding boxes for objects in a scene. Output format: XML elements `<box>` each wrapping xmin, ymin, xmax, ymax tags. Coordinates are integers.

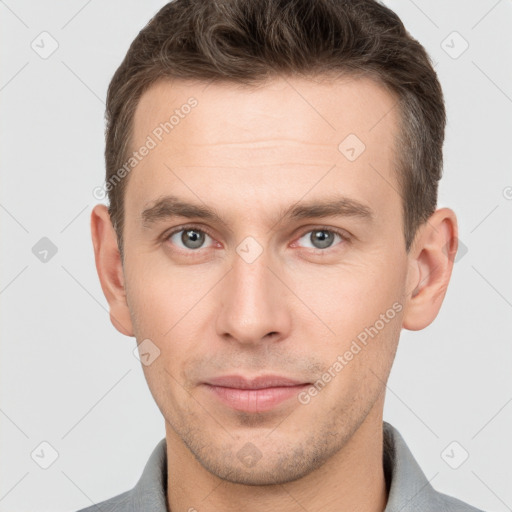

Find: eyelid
<box><xmin>295</xmin><ymin>225</ymin><xmax>351</xmax><ymax>240</ymax></box>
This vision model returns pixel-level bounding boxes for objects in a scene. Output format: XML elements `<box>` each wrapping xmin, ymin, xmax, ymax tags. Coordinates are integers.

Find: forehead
<box><xmin>125</xmin><ymin>74</ymin><xmax>400</xmax><ymax>228</ymax></box>
<box><xmin>132</xmin><ymin>74</ymin><xmax>398</xmax><ymax>150</ymax></box>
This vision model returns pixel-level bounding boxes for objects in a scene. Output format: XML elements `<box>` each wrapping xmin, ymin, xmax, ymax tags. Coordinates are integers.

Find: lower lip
<box><xmin>204</xmin><ymin>384</ymin><xmax>310</xmax><ymax>413</ymax></box>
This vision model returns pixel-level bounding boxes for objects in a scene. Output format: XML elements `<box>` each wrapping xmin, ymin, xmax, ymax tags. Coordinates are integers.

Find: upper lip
<box><xmin>204</xmin><ymin>374</ymin><xmax>309</xmax><ymax>389</ymax></box>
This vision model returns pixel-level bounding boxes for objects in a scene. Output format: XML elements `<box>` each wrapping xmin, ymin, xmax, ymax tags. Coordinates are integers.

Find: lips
<box><xmin>202</xmin><ymin>374</ymin><xmax>311</xmax><ymax>413</ymax></box>
<box><xmin>205</xmin><ymin>374</ymin><xmax>308</xmax><ymax>389</ymax></box>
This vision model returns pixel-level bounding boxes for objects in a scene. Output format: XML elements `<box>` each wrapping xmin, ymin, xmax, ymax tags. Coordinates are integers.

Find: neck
<box><xmin>165</xmin><ymin>404</ymin><xmax>388</xmax><ymax>512</ymax></box>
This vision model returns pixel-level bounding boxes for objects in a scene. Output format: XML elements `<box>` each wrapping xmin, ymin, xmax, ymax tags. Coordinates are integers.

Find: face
<box><xmin>120</xmin><ymin>75</ymin><xmax>411</xmax><ymax>484</ymax></box>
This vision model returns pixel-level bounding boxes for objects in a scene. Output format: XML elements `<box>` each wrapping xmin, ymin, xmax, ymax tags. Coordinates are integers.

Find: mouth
<box><xmin>202</xmin><ymin>374</ymin><xmax>311</xmax><ymax>413</ymax></box>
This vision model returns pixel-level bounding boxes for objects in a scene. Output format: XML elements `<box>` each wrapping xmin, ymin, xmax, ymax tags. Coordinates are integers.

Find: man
<box><xmin>82</xmin><ymin>0</ymin><xmax>484</xmax><ymax>510</ymax></box>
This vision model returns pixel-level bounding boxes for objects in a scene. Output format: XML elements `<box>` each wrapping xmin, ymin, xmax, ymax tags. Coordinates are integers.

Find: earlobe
<box><xmin>402</xmin><ymin>208</ymin><xmax>458</xmax><ymax>331</ymax></box>
<box><xmin>90</xmin><ymin>204</ymin><xmax>134</xmax><ymax>337</ymax></box>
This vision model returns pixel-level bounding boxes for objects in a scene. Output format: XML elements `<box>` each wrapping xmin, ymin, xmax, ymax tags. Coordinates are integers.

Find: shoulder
<box><xmin>428</xmin><ymin>488</ymin><xmax>486</xmax><ymax>512</ymax></box>
<box><xmin>72</xmin><ymin>489</ymin><xmax>132</xmax><ymax>512</ymax></box>
<box><xmin>70</xmin><ymin>438</ymin><xmax>168</xmax><ymax>512</ymax></box>
<box><xmin>383</xmin><ymin>422</ymin><xmax>488</xmax><ymax>512</ymax></box>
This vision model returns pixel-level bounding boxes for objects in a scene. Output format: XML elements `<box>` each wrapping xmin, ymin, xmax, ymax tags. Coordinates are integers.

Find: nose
<box><xmin>215</xmin><ymin>247</ymin><xmax>292</xmax><ymax>346</ymax></box>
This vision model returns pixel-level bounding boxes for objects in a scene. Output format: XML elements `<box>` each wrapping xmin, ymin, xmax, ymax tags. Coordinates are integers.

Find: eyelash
<box><xmin>163</xmin><ymin>224</ymin><xmax>351</xmax><ymax>254</ymax></box>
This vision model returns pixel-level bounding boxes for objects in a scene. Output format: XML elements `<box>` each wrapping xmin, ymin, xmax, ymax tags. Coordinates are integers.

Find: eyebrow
<box><xmin>141</xmin><ymin>194</ymin><xmax>374</xmax><ymax>229</ymax></box>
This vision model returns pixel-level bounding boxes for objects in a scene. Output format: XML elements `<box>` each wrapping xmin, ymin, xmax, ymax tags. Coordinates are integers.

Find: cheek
<box><xmin>126</xmin><ymin>252</ymin><xmax>187</xmax><ymax>312</ymax></box>
<box><xmin>289</xmin><ymin>256</ymin><xmax>404</xmax><ymax>339</ymax></box>
<box><xmin>125</xmin><ymin>257</ymin><xmax>220</xmax><ymax>363</ymax></box>
<box><xmin>124</xmin><ymin>257</ymin><xmax>179</xmax><ymax>337</ymax></box>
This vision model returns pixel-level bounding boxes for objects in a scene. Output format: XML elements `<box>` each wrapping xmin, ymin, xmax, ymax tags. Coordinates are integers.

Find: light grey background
<box><xmin>1</xmin><ymin>1</ymin><xmax>511</xmax><ymax>511</ymax></box>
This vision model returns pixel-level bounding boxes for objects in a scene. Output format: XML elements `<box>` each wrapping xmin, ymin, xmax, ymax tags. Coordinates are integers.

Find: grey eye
<box><xmin>182</xmin><ymin>229</ymin><xmax>205</xmax><ymax>249</ymax></box>
<box><xmin>298</xmin><ymin>230</ymin><xmax>340</xmax><ymax>250</ymax></box>
<box><xmin>168</xmin><ymin>228</ymin><xmax>211</xmax><ymax>250</ymax></box>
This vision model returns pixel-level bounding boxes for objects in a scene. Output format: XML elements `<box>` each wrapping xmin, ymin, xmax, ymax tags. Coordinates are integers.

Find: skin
<box><xmin>91</xmin><ymin>75</ymin><xmax>458</xmax><ymax>512</ymax></box>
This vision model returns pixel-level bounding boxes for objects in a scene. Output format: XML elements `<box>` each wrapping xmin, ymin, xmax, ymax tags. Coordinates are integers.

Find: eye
<box><xmin>166</xmin><ymin>226</ymin><xmax>215</xmax><ymax>250</ymax></box>
<box><xmin>295</xmin><ymin>228</ymin><xmax>349</xmax><ymax>250</ymax></box>
<box><xmin>163</xmin><ymin>225</ymin><xmax>350</xmax><ymax>254</ymax></box>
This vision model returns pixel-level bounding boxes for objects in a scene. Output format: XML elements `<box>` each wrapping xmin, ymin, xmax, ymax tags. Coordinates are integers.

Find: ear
<box><xmin>402</xmin><ymin>208</ymin><xmax>458</xmax><ymax>331</ymax></box>
<box><xmin>90</xmin><ymin>204</ymin><xmax>134</xmax><ymax>337</ymax></box>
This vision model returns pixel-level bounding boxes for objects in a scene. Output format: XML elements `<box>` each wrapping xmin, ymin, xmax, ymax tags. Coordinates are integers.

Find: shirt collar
<box><xmin>127</xmin><ymin>421</ymin><xmax>441</xmax><ymax>512</ymax></box>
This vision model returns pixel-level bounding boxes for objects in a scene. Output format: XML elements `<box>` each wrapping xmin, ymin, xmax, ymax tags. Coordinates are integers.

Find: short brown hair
<box><xmin>105</xmin><ymin>0</ymin><xmax>445</xmax><ymax>258</ymax></box>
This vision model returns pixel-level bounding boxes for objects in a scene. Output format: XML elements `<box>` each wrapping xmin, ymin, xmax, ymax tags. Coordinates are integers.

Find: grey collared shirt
<box><xmin>75</xmin><ymin>421</ymin><xmax>484</xmax><ymax>512</ymax></box>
